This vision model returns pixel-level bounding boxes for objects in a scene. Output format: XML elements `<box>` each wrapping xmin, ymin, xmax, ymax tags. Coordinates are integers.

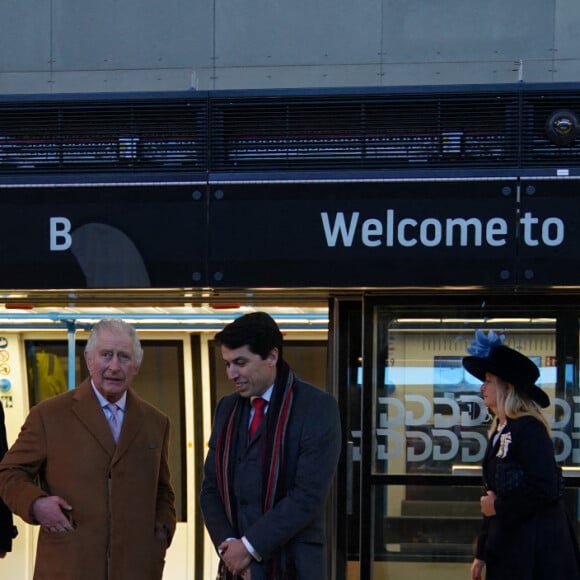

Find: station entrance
<box><xmin>1</xmin><ymin>291</ymin><xmax>580</xmax><ymax>579</ymax></box>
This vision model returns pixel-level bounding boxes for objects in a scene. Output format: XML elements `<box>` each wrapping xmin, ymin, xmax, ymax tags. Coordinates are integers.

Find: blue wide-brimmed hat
<box><xmin>462</xmin><ymin>344</ymin><xmax>550</xmax><ymax>408</ymax></box>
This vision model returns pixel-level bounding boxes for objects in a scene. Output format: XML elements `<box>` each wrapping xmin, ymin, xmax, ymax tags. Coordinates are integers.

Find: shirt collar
<box><xmin>252</xmin><ymin>384</ymin><xmax>274</xmax><ymax>404</ymax></box>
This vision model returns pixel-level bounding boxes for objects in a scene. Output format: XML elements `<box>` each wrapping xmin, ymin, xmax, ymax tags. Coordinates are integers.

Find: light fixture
<box><xmin>545</xmin><ymin>109</ymin><xmax>579</xmax><ymax>146</ymax></box>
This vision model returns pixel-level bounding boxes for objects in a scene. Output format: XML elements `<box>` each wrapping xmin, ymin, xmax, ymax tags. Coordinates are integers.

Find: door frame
<box><xmin>332</xmin><ymin>294</ymin><xmax>580</xmax><ymax>580</ymax></box>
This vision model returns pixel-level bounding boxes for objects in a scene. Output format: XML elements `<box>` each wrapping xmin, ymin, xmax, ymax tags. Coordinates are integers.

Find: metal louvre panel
<box><xmin>209</xmin><ymin>89</ymin><xmax>520</xmax><ymax>171</ymax></box>
<box><xmin>2</xmin><ymin>85</ymin><xmax>580</xmax><ymax>176</ymax></box>
<box><xmin>0</xmin><ymin>96</ymin><xmax>208</xmax><ymax>174</ymax></box>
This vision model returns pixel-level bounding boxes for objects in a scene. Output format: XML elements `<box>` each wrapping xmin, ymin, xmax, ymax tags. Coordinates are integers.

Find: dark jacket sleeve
<box><xmin>0</xmin><ymin>401</ymin><xmax>17</xmax><ymax>553</ymax></box>
<box><xmin>474</xmin><ymin>518</ymin><xmax>489</xmax><ymax>560</ymax></box>
<box><xmin>493</xmin><ymin>416</ymin><xmax>560</xmax><ymax>524</ymax></box>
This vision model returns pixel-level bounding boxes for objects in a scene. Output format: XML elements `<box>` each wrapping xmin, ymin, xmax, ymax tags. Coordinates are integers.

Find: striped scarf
<box><xmin>215</xmin><ymin>360</ymin><xmax>295</xmax><ymax>580</ymax></box>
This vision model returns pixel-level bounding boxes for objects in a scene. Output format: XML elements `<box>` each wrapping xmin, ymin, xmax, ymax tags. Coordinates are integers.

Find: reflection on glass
<box><xmin>381</xmin><ymin>484</ymin><xmax>482</xmax><ymax>562</ymax></box>
<box><xmin>372</xmin><ymin>483</ymin><xmax>580</xmax><ymax>573</ymax></box>
<box><xmin>369</xmin><ymin>324</ymin><xmax>562</xmax><ymax>476</ymax></box>
<box><xmin>350</xmin><ymin>313</ymin><xmax>580</xmax><ymax>573</ymax></box>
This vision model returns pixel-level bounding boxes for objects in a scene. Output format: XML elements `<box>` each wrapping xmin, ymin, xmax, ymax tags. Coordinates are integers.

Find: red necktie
<box><xmin>249</xmin><ymin>397</ymin><xmax>267</xmax><ymax>439</ymax></box>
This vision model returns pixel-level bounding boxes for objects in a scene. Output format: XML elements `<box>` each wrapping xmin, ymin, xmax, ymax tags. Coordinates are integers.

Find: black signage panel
<box><xmin>208</xmin><ymin>181</ymin><xmax>518</xmax><ymax>287</ymax></box>
<box><xmin>518</xmin><ymin>180</ymin><xmax>580</xmax><ymax>286</ymax></box>
<box><xmin>0</xmin><ymin>186</ymin><xmax>206</xmax><ymax>289</ymax></box>
<box><xmin>8</xmin><ymin>179</ymin><xmax>574</xmax><ymax>290</ymax></box>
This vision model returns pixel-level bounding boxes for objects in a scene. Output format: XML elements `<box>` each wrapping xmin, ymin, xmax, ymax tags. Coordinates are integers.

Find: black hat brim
<box><xmin>462</xmin><ymin>354</ymin><xmax>550</xmax><ymax>408</ymax></box>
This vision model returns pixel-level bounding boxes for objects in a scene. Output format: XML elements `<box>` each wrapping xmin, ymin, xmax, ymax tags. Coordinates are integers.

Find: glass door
<box><xmin>335</xmin><ymin>296</ymin><xmax>580</xmax><ymax>580</ymax></box>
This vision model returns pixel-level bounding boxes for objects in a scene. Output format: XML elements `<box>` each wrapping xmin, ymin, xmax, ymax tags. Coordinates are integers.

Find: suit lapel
<box><xmin>239</xmin><ymin>399</ymin><xmax>253</xmax><ymax>449</ymax></box>
<box><xmin>112</xmin><ymin>390</ymin><xmax>144</xmax><ymax>464</ymax></box>
<box><xmin>71</xmin><ymin>380</ymin><xmax>116</xmax><ymax>457</ymax></box>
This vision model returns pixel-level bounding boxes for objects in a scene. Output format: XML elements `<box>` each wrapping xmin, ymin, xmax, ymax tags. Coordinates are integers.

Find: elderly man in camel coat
<box><xmin>0</xmin><ymin>319</ymin><xmax>176</xmax><ymax>580</ymax></box>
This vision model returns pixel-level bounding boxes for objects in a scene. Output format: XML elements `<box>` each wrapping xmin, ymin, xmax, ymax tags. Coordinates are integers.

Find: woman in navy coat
<box><xmin>463</xmin><ymin>333</ymin><xmax>580</xmax><ymax>580</ymax></box>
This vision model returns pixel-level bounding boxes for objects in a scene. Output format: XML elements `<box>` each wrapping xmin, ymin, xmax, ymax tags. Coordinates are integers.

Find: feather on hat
<box><xmin>462</xmin><ymin>331</ymin><xmax>550</xmax><ymax>408</ymax></box>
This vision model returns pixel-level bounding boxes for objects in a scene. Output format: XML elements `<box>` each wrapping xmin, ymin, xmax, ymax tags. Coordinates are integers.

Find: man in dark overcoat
<box><xmin>201</xmin><ymin>312</ymin><xmax>341</xmax><ymax>579</ymax></box>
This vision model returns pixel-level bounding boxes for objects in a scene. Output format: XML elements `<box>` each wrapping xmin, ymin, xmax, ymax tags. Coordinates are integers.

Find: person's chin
<box><xmin>104</xmin><ymin>382</ymin><xmax>126</xmax><ymax>397</ymax></box>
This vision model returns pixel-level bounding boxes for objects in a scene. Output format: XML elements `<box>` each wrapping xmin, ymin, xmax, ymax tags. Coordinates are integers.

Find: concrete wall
<box><xmin>1</xmin><ymin>0</ymin><xmax>580</xmax><ymax>94</ymax></box>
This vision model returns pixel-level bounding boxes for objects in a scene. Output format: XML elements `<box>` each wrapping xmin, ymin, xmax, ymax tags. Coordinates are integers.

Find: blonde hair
<box><xmin>492</xmin><ymin>377</ymin><xmax>551</xmax><ymax>436</ymax></box>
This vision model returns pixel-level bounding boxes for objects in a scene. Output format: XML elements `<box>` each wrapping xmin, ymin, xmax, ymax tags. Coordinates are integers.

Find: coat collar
<box><xmin>71</xmin><ymin>379</ymin><xmax>145</xmax><ymax>462</ymax></box>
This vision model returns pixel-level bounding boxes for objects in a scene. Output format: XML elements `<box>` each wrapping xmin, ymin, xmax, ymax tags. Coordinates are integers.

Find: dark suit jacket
<box><xmin>0</xmin><ymin>400</ymin><xmax>16</xmax><ymax>553</ymax></box>
<box><xmin>200</xmin><ymin>376</ymin><xmax>341</xmax><ymax>579</ymax></box>
<box><xmin>0</xmin><ymin>380</ymin><xmax>176</xmax><ymax>580</ymax></box>
<box><xmin>477</xmin><ymin>415</ymin><xmax>580</xmax><ymax>579</ymax></box>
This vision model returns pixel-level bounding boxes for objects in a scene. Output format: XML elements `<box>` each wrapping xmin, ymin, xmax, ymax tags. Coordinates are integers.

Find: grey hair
<box><xmin>84</xmin><ymin>318</ymin><xmax>144</xmax><ymax>366</ymax></box>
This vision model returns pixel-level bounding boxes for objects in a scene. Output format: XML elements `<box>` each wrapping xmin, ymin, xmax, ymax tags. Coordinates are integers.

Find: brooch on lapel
<box><xmin>496</xmin><ymin>431</ymin><xmax>512</xmax><ymax>459</ymax></box>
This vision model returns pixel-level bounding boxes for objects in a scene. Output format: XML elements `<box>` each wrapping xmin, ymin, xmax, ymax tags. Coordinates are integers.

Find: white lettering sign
<box><xmin>320</xmin><ymin>210</ymin><xmax>564</xmax><ymax>249</ymax></box>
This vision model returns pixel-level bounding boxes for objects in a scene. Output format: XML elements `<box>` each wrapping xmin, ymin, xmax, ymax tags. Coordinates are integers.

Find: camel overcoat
<box><xmin>0</xmin><ymin>379</ymin><xmax>176</xmax><ymax>580</ymax></box>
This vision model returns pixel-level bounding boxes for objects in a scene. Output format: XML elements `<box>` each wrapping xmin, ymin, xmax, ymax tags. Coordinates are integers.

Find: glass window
<box><xmin>369</xmin><ymin>483</ymin><xmax>580</xmax><ymax>574</ymax></box>
<box><xmin>364</xmin><ymin>315</ymin><xmax>578</xmax><ymax>565</ymax></box>
<box><xmin>371</xmin><ymin>319</ymin><xmax>558</xmax><ymax>476</ymax></box>
<box><xmin>381</xmin><ymin>484</ymin><xmax>482</xmax><ymax>562</ymax></box>
<box><xmin>27</xmin><ymin>342</ymin><xmax>73</xmax><ymax>403</ymax></box>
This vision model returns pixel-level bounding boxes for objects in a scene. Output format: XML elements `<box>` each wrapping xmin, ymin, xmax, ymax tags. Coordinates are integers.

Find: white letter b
<box><xmin>50</xmin><ymin>217</ymin><xmax>72</xmax><ymax>251</ymax></box>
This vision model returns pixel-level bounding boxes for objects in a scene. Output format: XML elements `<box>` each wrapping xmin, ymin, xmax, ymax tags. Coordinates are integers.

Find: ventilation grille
<box><xmin>209</xmin><ymin>90</ymin><xmax>520</xmax><ymax>171</ymax></box>
<box><xmin>0</xmin><ymin>97</ymin><xmax>207</xmax><ymax>174</ymax></box>
<box><xmin>1</xmin><ymin>85</ymin><xmax>580</xmax><ymax>176</ymax></box>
